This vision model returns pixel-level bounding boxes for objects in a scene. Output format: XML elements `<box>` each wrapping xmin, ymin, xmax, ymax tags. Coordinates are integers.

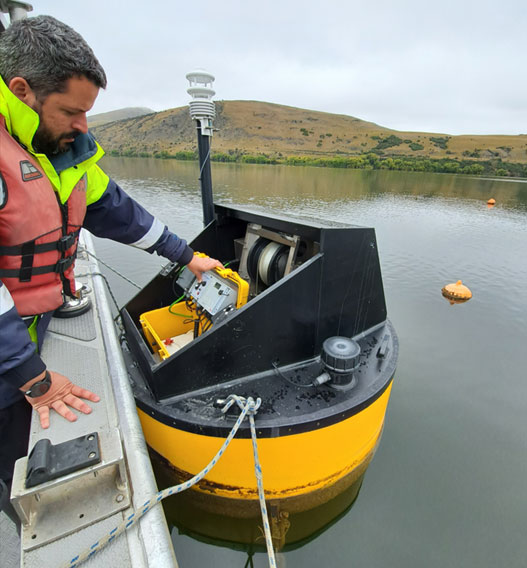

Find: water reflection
<box><xmin>152</xmin><ymin>451</ymin><xmax>364</xmax><ymax>563</ymax></box>
<box><xmin>101</xmin><ymin>157</ymin><xmax>527</xmax><ymax>210</ymax></box>
<box><xmin>96</xmin><ymin>157</ymin><xmax>527</xmax><ymax>568</ymax></box>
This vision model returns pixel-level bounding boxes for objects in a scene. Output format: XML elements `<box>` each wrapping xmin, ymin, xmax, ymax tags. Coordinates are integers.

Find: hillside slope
<box><xmin>90</xmin><ymin>100</ymin><xmax>527</xmax><ymax>164</ymax></box>
<box><xmin>88</xmin><ymin>106</ymin><xmax>154</xmax><ymax>127</ymax></box>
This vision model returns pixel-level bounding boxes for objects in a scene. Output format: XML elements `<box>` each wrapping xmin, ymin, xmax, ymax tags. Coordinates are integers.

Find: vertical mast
<box><xmin>186</xmin><ymin>70</ymin><xmax>216</xmax><ymax>227</ymax></box>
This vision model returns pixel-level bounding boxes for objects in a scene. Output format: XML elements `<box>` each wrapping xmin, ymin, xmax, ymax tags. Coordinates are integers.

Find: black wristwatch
<box><xmin>24</xmin><ymin>371</ymin><xmax>52</xmax><ymax>398</ymax></box>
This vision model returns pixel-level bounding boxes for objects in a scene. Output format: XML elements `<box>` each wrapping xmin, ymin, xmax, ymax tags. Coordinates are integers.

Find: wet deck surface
<box><xmin>1</xmin><ymin>510</ymin><xmax>20</xmax><ymax>566</ymax></box>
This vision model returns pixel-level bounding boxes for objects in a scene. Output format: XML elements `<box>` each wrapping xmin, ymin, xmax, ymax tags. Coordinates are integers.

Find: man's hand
<box><xmin>21</xmin><ymin>371</ymin><xmax>100</xmax><ymax>429</ymax></box>
<box><xmin>187</xmin><ymin>254</ymin><xmax>224</xmax><ymax>282</ymax></box>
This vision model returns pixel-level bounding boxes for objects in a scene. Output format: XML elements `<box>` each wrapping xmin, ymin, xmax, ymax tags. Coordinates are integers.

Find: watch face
<box><xmin>26</xmin><ymin>373</ymin><xmax>52</xmax><ymax>398</ymax></box>
<box><xmin>30</xmin><ymin>381</ymin><xmax>51</xmax><ymax>397</ymax></box>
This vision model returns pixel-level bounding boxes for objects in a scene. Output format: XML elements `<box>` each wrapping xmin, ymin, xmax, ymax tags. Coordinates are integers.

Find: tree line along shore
<box><xmin>105</xmin><ymin>148</ymin><xmax>527</xmax><ymax>178</ymax></box>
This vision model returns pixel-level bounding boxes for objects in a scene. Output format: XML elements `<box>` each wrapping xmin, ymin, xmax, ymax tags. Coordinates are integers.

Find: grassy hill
<box><xmin>87</xmin><ymin>106</ymin><xmax>154</xmax><ymax>127</ymax></box>
<box><xmin>90</xmin><ymin>101</ymin><xmax>527</xmax><ymax>176</ymax></box>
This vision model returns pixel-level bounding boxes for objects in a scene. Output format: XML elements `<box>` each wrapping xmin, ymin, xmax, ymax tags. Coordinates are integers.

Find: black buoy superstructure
<box><xmin>186</xmin><ymin>70</ymin><xmax>216</xmax><ymax>227</ymax></box>
<box><xmin>122</xmin><ymin>67</ymin><xmax>398</xmax><ymax>518</ymax></box>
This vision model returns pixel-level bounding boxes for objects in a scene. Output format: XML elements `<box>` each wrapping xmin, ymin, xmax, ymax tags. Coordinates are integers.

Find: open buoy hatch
<box><xmin>120</xmin><ymin>204</ymin><xmax>398</xmax><ymax>510</ymax></box>
<box><xmin>121</xmin><ymin>204</ymin><xmax>392</xmax><ymax>401</ymax></box>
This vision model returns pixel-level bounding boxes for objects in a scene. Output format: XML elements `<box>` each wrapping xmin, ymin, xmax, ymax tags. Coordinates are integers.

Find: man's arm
<box><xmin>0</xmin><ymin>281</ymin><xmax>99</xmax><ymax>428</ymax></box>
<box><xmin>0</xmin><ymin>280</ymin><xmax>45</xmax><ymax>392</ymax></box>
<box><xmin>83</xmin><ymin>178</ymin><xmax>193</xmax><ymax>262</ymax></box>
<box><xmin>83</xmin><ymin>177</ymin><xmax>222</xmax><ymax>280</ymax></box>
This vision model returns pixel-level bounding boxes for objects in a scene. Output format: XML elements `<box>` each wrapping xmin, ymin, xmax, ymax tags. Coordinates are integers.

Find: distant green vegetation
<box><xmin>429</xmin><ymin>136</ymin><xmax>450</xmax><ymax>149</ymax></box>
<box><xmin>109</xmin><ymin>149</ymin><xmax>196</xmax><ymax>160</ymax></box>
<box><xmin>277</xmin><ymin>154</ymin><xmax>488</xmax><ymax>175</ymax></box>
<box><xmin>372</xmin><ymin>135</ymin><xmax>403</xmax><ymax>151</ymax></box>
<box><xmin>106</xmin><ymin>149</ymin><xmax>527</xmax><ymax>178</ymax></box>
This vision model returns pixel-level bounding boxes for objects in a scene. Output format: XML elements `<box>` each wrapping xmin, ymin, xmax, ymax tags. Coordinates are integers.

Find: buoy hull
<box><xmin>137</xmin><ymin>382</ymin><xmax>392</xmax><ymax>514</ymax></box>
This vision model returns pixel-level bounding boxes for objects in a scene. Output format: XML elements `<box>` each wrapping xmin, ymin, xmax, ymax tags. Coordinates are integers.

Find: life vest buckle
<box><xmin>57</xmin><ymin>233</ymin><xmax>76</xmax><ymax>252</ymax></box>
<box><xmin>54</xmin><ymin>257</ymin><xmax>74</xmax><ymax>274</ymax></box>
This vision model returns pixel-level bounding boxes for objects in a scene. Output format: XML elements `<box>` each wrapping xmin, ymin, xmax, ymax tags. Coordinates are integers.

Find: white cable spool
<box><xmin>257</xmin><ymin>242</ymin><xmax>284</xmax><ymax>286</ymax></box>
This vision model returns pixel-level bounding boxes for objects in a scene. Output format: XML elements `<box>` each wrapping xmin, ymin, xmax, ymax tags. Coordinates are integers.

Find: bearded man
<box><xmin>0</xmin><ymin>15</ymin><xmax>221</xmax><ymax>505</ymax></box>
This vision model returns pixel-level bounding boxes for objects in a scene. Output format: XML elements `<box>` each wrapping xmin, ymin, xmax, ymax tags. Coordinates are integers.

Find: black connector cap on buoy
<box><xmin>314</xmin><ymin>336</ymin><xmax>361</xmax><ymax>389</ymax></box>
<box><xmin>322</xmin><ymin>336</ymin><xmax>361</xmax><ymax>374</ymax></box>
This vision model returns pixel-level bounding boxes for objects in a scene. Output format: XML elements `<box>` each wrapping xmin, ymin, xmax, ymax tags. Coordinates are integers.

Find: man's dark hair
<box><xmin>0</xmin><ymin>15</ymin><xmax>107</xmax><ymax>99</ymax></box>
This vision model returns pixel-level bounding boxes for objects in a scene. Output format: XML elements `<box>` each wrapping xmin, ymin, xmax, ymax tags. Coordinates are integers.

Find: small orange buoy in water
<box><xmin>441</xmin><ymin>280</ymin><xmax>472</xmax><ymax>304</ymax></box>
<box><xmin>487</xmin><ymin>198</ymin><xmax>496</xmax><ymax>206</ymax></box>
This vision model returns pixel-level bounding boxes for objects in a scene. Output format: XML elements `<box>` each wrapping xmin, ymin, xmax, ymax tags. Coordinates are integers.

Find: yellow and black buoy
<box><xmin>441</xmin><ymin>280</ymin><xmax>472</xmax><ymax>304</ymax></box>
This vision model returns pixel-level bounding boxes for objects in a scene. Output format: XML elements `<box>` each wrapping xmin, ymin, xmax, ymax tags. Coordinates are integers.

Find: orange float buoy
<box><xmin>487</xmin><ymin>198</ymin><xmax>496</xmax><ymax>206</ymax></box>
<box><xmin>441</xmin><ymin>280</ymin><xmax>472</xmax><ymax>304</ymax></box>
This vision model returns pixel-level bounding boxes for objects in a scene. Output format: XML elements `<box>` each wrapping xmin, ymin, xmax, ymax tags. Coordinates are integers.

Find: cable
<box><xmin>198</xmin><ymin>144</ymin><xmax>212</xmax><ymax>180</ymax></box>
<box><xmin>168</xmin><ymin>293</ymin><xmax>187</xmax><ymax>317</ymax></box>
<box><xmin>244</xmin><ymin>552</ymin><xmax>255</xmax><ymax>568</ymax></box>
<box><xmin>168</xmin><ymin>310</ymin><xmax>193</xmax><ymax>319</ymax></box>
<box><xmin>78</xmin><ymin>247</ymin><xmax>141</xmax><ymax>289</ymax></box>
<box><xmin>271</xmin><ymin>361</ymin><xmax>313</xmax><ymax>388</ymax></box>
<box><xmin>171</xmin><ymin>266</ymin><xmax>186</xmax><ymax>297</ymax></box>
<box><xmin>202</xmin><ymin>316</ymin><xmax>213</xmax><ymax>332</ymax></box>
<box><xmin>74</xmin><ymin>271</ymin><xmax>125</xmax><ymax>334</ymax></box>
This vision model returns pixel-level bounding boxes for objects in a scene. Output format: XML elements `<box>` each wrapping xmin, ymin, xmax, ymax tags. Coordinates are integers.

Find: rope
<box><xmin>217</xmin><ymin>396</ymin><xmax>277</xmax><ymax>567</ymax></box>
<box><xmin>61</xmin><ymin>395</ymin><xmax>276</xmax><ymax>568</ymax></box>
<box><xmin>78</xmin><ymin>247</ymin><xmax>142</xmax><ymax>290</ymax></box>
<box><xmin>247</xmin><ymin>405</ymin><xmax>277</xmax><ymax>567</ymax></box>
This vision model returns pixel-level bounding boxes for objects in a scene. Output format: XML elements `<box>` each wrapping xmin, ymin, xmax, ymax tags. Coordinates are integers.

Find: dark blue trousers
<box><xmin>0</xmin><ymin>310</ymin><xmax>53</xmax><ymax>484</ymax></box>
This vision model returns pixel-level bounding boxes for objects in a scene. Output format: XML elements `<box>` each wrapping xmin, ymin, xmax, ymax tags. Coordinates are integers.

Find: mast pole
<box><xmin>0</xmin><ymin>1</ymin><xmax>33</xmax><ymax>31</ymax></box>
<box><xmin>186</xmin><ymin>70</ymin><xmax>216</xmax><ymax>227</ymax></box>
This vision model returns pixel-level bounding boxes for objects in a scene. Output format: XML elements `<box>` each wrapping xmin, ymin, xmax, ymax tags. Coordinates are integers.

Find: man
<box><xmin>0</xmin><ymin>15</ymin><xmax>221</xmax><ymax>494</ymax></box>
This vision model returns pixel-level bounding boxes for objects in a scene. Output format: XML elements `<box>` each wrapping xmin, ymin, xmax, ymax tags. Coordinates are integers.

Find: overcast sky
<box><xmin>22</xmin><ymin>0</ymin><xmax>527</xmax><ymax>135</ymax></box>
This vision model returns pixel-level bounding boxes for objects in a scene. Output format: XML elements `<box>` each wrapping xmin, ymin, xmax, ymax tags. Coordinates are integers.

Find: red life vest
<box><xmin>0</xmin><ymin>117</ymin><xmax>87</xmax><ymax>316</ymax></box>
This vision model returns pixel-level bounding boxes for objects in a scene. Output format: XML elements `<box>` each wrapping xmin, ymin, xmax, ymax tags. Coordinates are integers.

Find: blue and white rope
<box><xmin>229</xmin><ymin>396</ymin><xmax>277</xmax><ymax>568</ymax></box>
<box><xmin>62</xmin><ymin>395</ymin><xmax>276</xmax><ymax>568</ymax></box>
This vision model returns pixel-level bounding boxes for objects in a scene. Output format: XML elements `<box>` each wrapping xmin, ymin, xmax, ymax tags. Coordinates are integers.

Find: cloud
<box><xmin>30</xmin><ymin>0</ymin><xmax>527</xmax><ymax>135</ymax></box>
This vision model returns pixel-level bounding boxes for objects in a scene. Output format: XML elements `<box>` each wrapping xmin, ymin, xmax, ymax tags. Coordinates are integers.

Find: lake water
<box><xmin>94</xmin><ymin>157</ymin><xmax>527</xmax><ymax>568</ymax></box>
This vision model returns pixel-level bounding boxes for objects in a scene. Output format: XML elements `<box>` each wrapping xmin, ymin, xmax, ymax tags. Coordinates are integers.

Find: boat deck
<box><xmin>2</xmin><ymin>232</ymin><xmax>177</xmax><ymax>568</ymax></box>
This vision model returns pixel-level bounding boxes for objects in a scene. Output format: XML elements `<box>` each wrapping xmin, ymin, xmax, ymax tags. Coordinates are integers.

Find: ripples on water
<box><xmin>95</xmin><ymin>158</ymin><xmax>527</xmax><ymax>568</ymax></box>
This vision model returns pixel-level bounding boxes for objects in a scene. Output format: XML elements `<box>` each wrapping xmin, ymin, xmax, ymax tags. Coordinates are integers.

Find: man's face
<box><xmin>31</xmin><ymin>75</ymin><xmax>99</xmax><ymax>155</ymax></box>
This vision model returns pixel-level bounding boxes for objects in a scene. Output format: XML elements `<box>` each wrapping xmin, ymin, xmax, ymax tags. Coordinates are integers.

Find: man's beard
<box><xmin>32</xmin><ymin>125</ymin><xmax>78</xmax><ymax>156</ymax></box>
